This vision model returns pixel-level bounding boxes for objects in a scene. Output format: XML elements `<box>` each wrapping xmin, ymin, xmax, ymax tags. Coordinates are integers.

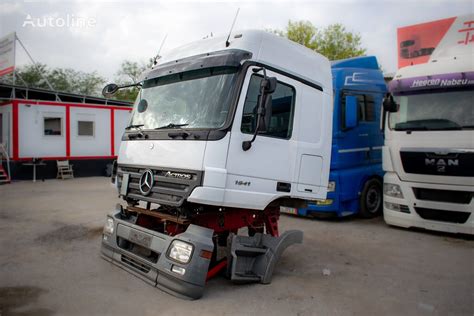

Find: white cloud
<box><xmin>1</xmin><ymin>0</ymin><xmax>471</xmax><ymax>81</ymax></box>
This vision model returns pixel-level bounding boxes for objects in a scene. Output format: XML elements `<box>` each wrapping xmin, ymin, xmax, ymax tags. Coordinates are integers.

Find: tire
<box><xmin>359</xmin><ymin>178</ymin><xmax>383</xmax><ymax>218</ymax></box>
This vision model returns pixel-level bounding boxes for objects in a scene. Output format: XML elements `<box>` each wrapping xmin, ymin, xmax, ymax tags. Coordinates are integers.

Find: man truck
<box><xmin>101</xmin><ymin>30</ymin><xmax>335</xmax><ymax>299</ymax></box>
<box><xmin>281</xmin><ymin>56</ymin><xmax>387</xmax><ymax>218</ymax></box>
<box><xmin>382</xmin><ymin>54</ymin><xmax>474</xmax><ymax>234</ymax></box>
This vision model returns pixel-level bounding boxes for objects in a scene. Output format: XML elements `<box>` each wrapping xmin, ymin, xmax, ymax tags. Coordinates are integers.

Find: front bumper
<box><xmin>383</xmin><ymin>172</ymin><xmax>474</xmax><ymax>235</ymax></box>
<box><xmin>101</xmin><ymin>207</ymin><xmax>214</xmax><ymax>299</ymax></box>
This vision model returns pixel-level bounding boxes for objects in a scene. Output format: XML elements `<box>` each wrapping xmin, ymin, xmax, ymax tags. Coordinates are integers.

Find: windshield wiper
<box><xmin>461</xmin><ymin>125</ymin><xmax>474</xmax><ymax>130</ymax></box>
<box><xmin>125</xmin><ymin>124</ymin><xmax>148</xmax><ymax>140</ymax></box>
<box><xmin>154</xmin><ymin>123</ymin><xmax>189</xmax><ymax>130</ymax></box>
<box><xmin>125</xmin><ymin>124</ymin><xmax>144</xmax><ymax>130</ymax></box>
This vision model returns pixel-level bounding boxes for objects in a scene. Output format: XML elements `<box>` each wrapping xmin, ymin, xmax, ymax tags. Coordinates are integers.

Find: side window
<box><xmin>363</xmin><ymin>95</ymin><xmax>376</xmax><ymax>121</ymax></box>
<box><xmin>44</xmin><ymin>117</ymin><xmax>62</xmax><ymax>136</ymax></box>
<box><xmin>241</xmin><ymin>75</ymin><xmax>296</xmax><ymax>139</ymax></box>
<box><xmin>341</xmin><ymin>92</ymin><xmax>376</xmax><ymax>129</ymax></box>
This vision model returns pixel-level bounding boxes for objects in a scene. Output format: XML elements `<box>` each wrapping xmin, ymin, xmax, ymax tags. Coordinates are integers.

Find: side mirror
<box><xmin>102</xmin><ymin>83</ymin><xmax>119</xmax><ymax>98</ymax></box>
<box><xmin>383</xmin><ymin>93</ymin><xmax>399</xmax><ymax>113</ymax></box>
<box><xmin>242</xmin><ymin>76</ymin><xmax>277</xmax><ymax>151</ymax></box>
<box><xmin>345</xmin><ymin>95</ymin><xmax>358</xmax><ymax>129</ymax></box>
<box><xmin>262</xmin><ymin>77</ymin><xmax>277</xmax><ymax>94</ymax></box>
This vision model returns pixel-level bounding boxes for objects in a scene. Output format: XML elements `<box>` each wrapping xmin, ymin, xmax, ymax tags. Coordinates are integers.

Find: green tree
<box><xmin>274</xmin><ymin>20</ymin><xmax>366</xmax><ymax>60</ymax></box>
<box><xmin>113</xmin><ymin>59</ymin><xmax>153</xmax><ymax>102</ymax></box>
<box><xmin>284</xmin><ymin>20</ymin><xmax>318</xmax><ymax>50</ymax></box>
<box><xmin>0</xmin><ymin>63</ymin><xmax>106</xmax><ymax>97</ymax></box>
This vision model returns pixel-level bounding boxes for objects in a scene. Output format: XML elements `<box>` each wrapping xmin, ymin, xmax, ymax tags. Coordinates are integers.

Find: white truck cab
<box><xmin>383</xmin><ymin>55</ymin><xmax>474</xmax><ymax>234</ymax></box>
<box><xmin>101</xmin><ymin>30</ymin><xmax>334</xmax><ymax>299</ymax></box>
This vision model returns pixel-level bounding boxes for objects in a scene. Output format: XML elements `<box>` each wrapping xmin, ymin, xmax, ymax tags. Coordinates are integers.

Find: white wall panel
<box><xmin>114</xmin><ymin>109</ymin><xmax>131</xmax><ymax>156</ymax></box>
<box><xmin>18</xmin><ymin>103</ymin><xmax>66</xmax><ymax>158</ymax></box>
<box><xmin>70</xmin><ymin>107</ymin><xmax>110</xmax><ymax>156</ymax></box>
<box><xmin>0</xmin><ymin>104</ymin><xmax>12</xmax><ymax>157</ymax></box>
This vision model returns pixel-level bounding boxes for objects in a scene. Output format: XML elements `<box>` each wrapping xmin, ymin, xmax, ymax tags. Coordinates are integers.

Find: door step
<box><xmin>0</xmin><ymin>165</ymin><xmax>10</xmax><ymax>184</ymax></box>
<box><xmin>227</xmin><ymin>230</ymin><xmax>303</xmax><ymax>284</ymax></box>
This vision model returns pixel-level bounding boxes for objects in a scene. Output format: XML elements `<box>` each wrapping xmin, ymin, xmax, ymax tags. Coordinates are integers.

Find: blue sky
<box><xmin>0</xmin><ymin>0</ymin><xmax>472</xmax><ymax>80</ymax></box>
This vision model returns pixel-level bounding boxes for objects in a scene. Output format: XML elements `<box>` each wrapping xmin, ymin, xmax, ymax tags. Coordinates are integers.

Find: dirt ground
<box><xmin>1</xmin><ymin>177</ymin><xmax>473</xmax><ymax>316</ymax></box>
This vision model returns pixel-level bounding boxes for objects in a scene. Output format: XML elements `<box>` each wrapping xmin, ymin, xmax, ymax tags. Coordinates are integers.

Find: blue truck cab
<box><xmin>285</xmin><ymin>56</ymin><xmax>387</xmax><ymax>218</ymax></box>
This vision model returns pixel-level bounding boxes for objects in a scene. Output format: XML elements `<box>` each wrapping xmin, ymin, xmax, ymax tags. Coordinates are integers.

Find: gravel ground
<box><xmin>1</xmin><ymin>177</ymin><xmax>473</xmax><ymax>316</ymax></box>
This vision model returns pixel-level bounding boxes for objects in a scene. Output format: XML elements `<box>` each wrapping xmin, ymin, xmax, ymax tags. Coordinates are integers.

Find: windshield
<box><xmin>389</xmin><ymin>90</ymin><xmax>474</xmax><ymax>131</ymax></box>
<box><xmin>129</xmin><ymin>66</ymin><xmax>239</xmax><ymax>130</ymax></box>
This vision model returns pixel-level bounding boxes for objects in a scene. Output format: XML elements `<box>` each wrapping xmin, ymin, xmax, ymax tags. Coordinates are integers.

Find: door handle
<box><xmin>358</xmin><ymin>133</ymin><xmax>369</xmax><ymax>137</ymax></box>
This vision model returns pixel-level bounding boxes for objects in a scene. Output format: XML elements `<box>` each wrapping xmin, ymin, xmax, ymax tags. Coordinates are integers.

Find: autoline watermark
<box><xmin>22</xmin><ymin>14</ymin><xmax>96</xmax><ymax>28</ymax></box>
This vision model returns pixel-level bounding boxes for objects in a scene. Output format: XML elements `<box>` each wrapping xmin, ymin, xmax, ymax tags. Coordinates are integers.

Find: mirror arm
<box><xmin>120</xmin><ymin>82</ymin><xmax>142</xmax><ymax>89</ymax></box>
<box><xmin>242</xmin><ymin>88</ymin><xmax>266</xmax><ymax>151</ymax></box>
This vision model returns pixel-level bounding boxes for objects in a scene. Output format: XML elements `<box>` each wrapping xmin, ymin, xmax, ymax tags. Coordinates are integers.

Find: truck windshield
<box><xmin>390</xmin><ymin>90</ymin><xmax>474</xmax><ymax>131</ymax></box>
<box><xmin>129</xmin><ymin>66</ymin><xmax>238</xmax><ymax>130</ymax></box>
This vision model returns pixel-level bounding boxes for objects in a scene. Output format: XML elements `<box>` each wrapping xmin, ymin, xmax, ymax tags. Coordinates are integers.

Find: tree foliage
<box><xmin>113</xmin><ymin>59</ymin><xmax>153</xmax><ymax>102</ymax></box>
<box><xmin>275</xmin><ymin>20</ymin><xmax>366</xmax><ymax>60</ymax></box>
<box><xmin>0</xmin><ymin>63</ymin><xmax>106</xmax><ymax>96</ymax></box>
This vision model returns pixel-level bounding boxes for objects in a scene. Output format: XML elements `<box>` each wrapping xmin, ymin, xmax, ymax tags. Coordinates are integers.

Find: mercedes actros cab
<box><xmin>100</xmin><ymin>30</ymin><xmax>334</xmax><ymax>299</ymax></box>
<box><xmin>282</xmin><ymin>56</ymin><xmax>387</xmax><ymax>218</ymax></box>
<box><xmin>382</xmin><ymin>55</ymin><xmax>474</xmax><ymax>234</ymax></box>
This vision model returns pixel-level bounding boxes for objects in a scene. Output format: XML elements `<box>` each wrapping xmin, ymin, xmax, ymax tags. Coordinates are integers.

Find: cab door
<box><xmin>224</xmin><ymin>66</ymin><xmax>330</xmax><ymax>209</ymax></box>
<box><xmin>339</xmin><ymin>91</ymin><xmax>376</xmax><ymax>168</ymax></box>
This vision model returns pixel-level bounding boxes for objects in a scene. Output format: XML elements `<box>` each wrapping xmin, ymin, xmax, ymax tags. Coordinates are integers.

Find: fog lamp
<box><xmin>316</xmin><ymin>199</ymin><xmax>333</xmax><ymax>206</ymax></box>
<box><xmin>171</xmin><ymin>265</ymin><xmax>186</xmax><ymax>276</ymax></box>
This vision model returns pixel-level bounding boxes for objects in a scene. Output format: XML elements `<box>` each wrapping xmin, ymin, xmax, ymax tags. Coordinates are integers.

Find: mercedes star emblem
<box><xmin>139</xmin><ymin>169</ymin><xmax>154</xmax><ymax>196</ymax></box>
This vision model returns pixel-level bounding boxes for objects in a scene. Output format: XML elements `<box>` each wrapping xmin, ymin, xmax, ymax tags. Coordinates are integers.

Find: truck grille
<box><xmin>117</xmin><ymin>165</ymin><xmax>203</xmax><ymax>207</ymax></box>
<box><xmin>413</xmin><ymin>188</ymin><xmax>472</xmax><ymax>204</ymax></box>
<box><xmin>414</xmin><ymin>207</ymin><xmax>470</xmax><ymax>224</ymax></box>
<box><xmin>117</xmin><ymin>236</ymin><xmax>159</xmax><ymax>263</ymax></box>
<box><xmin>121</xmin><ymin>255</ymin><xmax>151</xmax><ymax>273</ymax></box>
<box><xmin>400</xmin><ymin>151</ymin><xmax>474</xmax><ymax>177</ymax></box>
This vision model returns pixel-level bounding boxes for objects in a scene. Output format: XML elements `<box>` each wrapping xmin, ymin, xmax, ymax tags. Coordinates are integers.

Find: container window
<box><xmin>78</xmin><ymin>121</ymin><xmax>94</xmax><ymax>136</ymax></box>
<box><xmin>44</xmin><ymin>117</ymin><xmax>62</xmax><ymax>136</ymax></box>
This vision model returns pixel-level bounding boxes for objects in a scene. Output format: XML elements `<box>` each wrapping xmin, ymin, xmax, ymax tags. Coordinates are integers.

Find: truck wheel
<box><xmin>359</xmin><ymin>178</ymin><xmax>382</xmax><ymax>218</ymax></box>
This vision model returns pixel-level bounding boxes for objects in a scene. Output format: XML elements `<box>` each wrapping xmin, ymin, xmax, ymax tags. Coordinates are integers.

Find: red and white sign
<box><xmin>397</xmin><ymin>14</ymin><xmax>474</xmax><ymax>69</ymax></box>
<box><xmin>0</xmin><ymin>32</ymin><xmax>16</xmax><ymax>77</ymax></box>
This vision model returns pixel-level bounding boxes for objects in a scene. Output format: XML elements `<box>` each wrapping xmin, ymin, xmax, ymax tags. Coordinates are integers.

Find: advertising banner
<box><xmin>0</xmin><ymin>32</ymin><xmax>16</xmax><ymax>77</ymax></box>
<box><xmin>397</xmin><ymin>14</ymin><xmax>474</xmax><ymax>69</ymax></box>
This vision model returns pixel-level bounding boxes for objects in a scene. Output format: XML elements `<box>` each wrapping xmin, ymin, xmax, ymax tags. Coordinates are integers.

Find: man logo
<box><xmin>139</xmin><ymin>169</ymin><xmax>154</xmax><ymax>196</ymax></box>
<box><xmin>425</xmin><ymin>158</ymin><xmax>459</xmax><ymax>172</ymax></box>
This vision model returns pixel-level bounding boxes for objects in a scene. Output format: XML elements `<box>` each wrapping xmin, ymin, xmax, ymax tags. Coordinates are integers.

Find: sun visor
<box><xmin>139</xmin><ymin>49</ymin><xmax>252</xmax><ymax>82</ymax></box>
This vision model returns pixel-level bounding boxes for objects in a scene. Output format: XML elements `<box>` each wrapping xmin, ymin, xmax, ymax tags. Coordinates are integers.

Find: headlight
<box><xmin>167</xmin><ymin>240</ymin><xmax>194</xmax><ymax>264</ymax></box>
<box><xmin>103</xmin><ymin>217</ymin><xmax>114</xmax><ymax>235</ymax></box>
<box><xmin>384</xmin><ymin>183</ymin><xmax>403</xmax><ymax>198</ymax></box>
<box><xmin>327</xmin><ymin>181</ymin><xmax>336</xmax><ymax>192</ymax></box>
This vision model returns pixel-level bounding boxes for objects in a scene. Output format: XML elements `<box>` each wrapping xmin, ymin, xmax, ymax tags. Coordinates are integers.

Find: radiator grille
<box><xmin>413</xmin><ymin>188</ymin><xmax>472</xmax><ymax>204</ymax></box>
<box><xmin>415</xmin><ymin>207</ymin><xmax>470</xmax><ymax>224</ymax></box>
<box><xmin>400</xmin><ymin>151</ymin><xmax>474</xmax><ymax>177</ymax></box>
<box><xmin>117</xmin><ymin>165</ymin><xmax>203</xmax><ymax>207</ymax></box>
<box><xmin>121</xmin><ymin>255</ymin><xmax>151</xmax><ymax>273</ymax></box>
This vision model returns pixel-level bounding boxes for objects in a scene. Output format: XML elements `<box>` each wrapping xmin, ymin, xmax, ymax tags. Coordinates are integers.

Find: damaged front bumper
<box><xmin>100</xmin><ymin>206</ymin><xmax>214</xmax><ymax>300</ymax></box>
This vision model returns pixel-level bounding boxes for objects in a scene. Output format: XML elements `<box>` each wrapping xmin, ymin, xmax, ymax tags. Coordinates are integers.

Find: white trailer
<box><xmin>0</xmin><ymin>95</ymin><xmax>132</xmax><ymax>179</ymax></box>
